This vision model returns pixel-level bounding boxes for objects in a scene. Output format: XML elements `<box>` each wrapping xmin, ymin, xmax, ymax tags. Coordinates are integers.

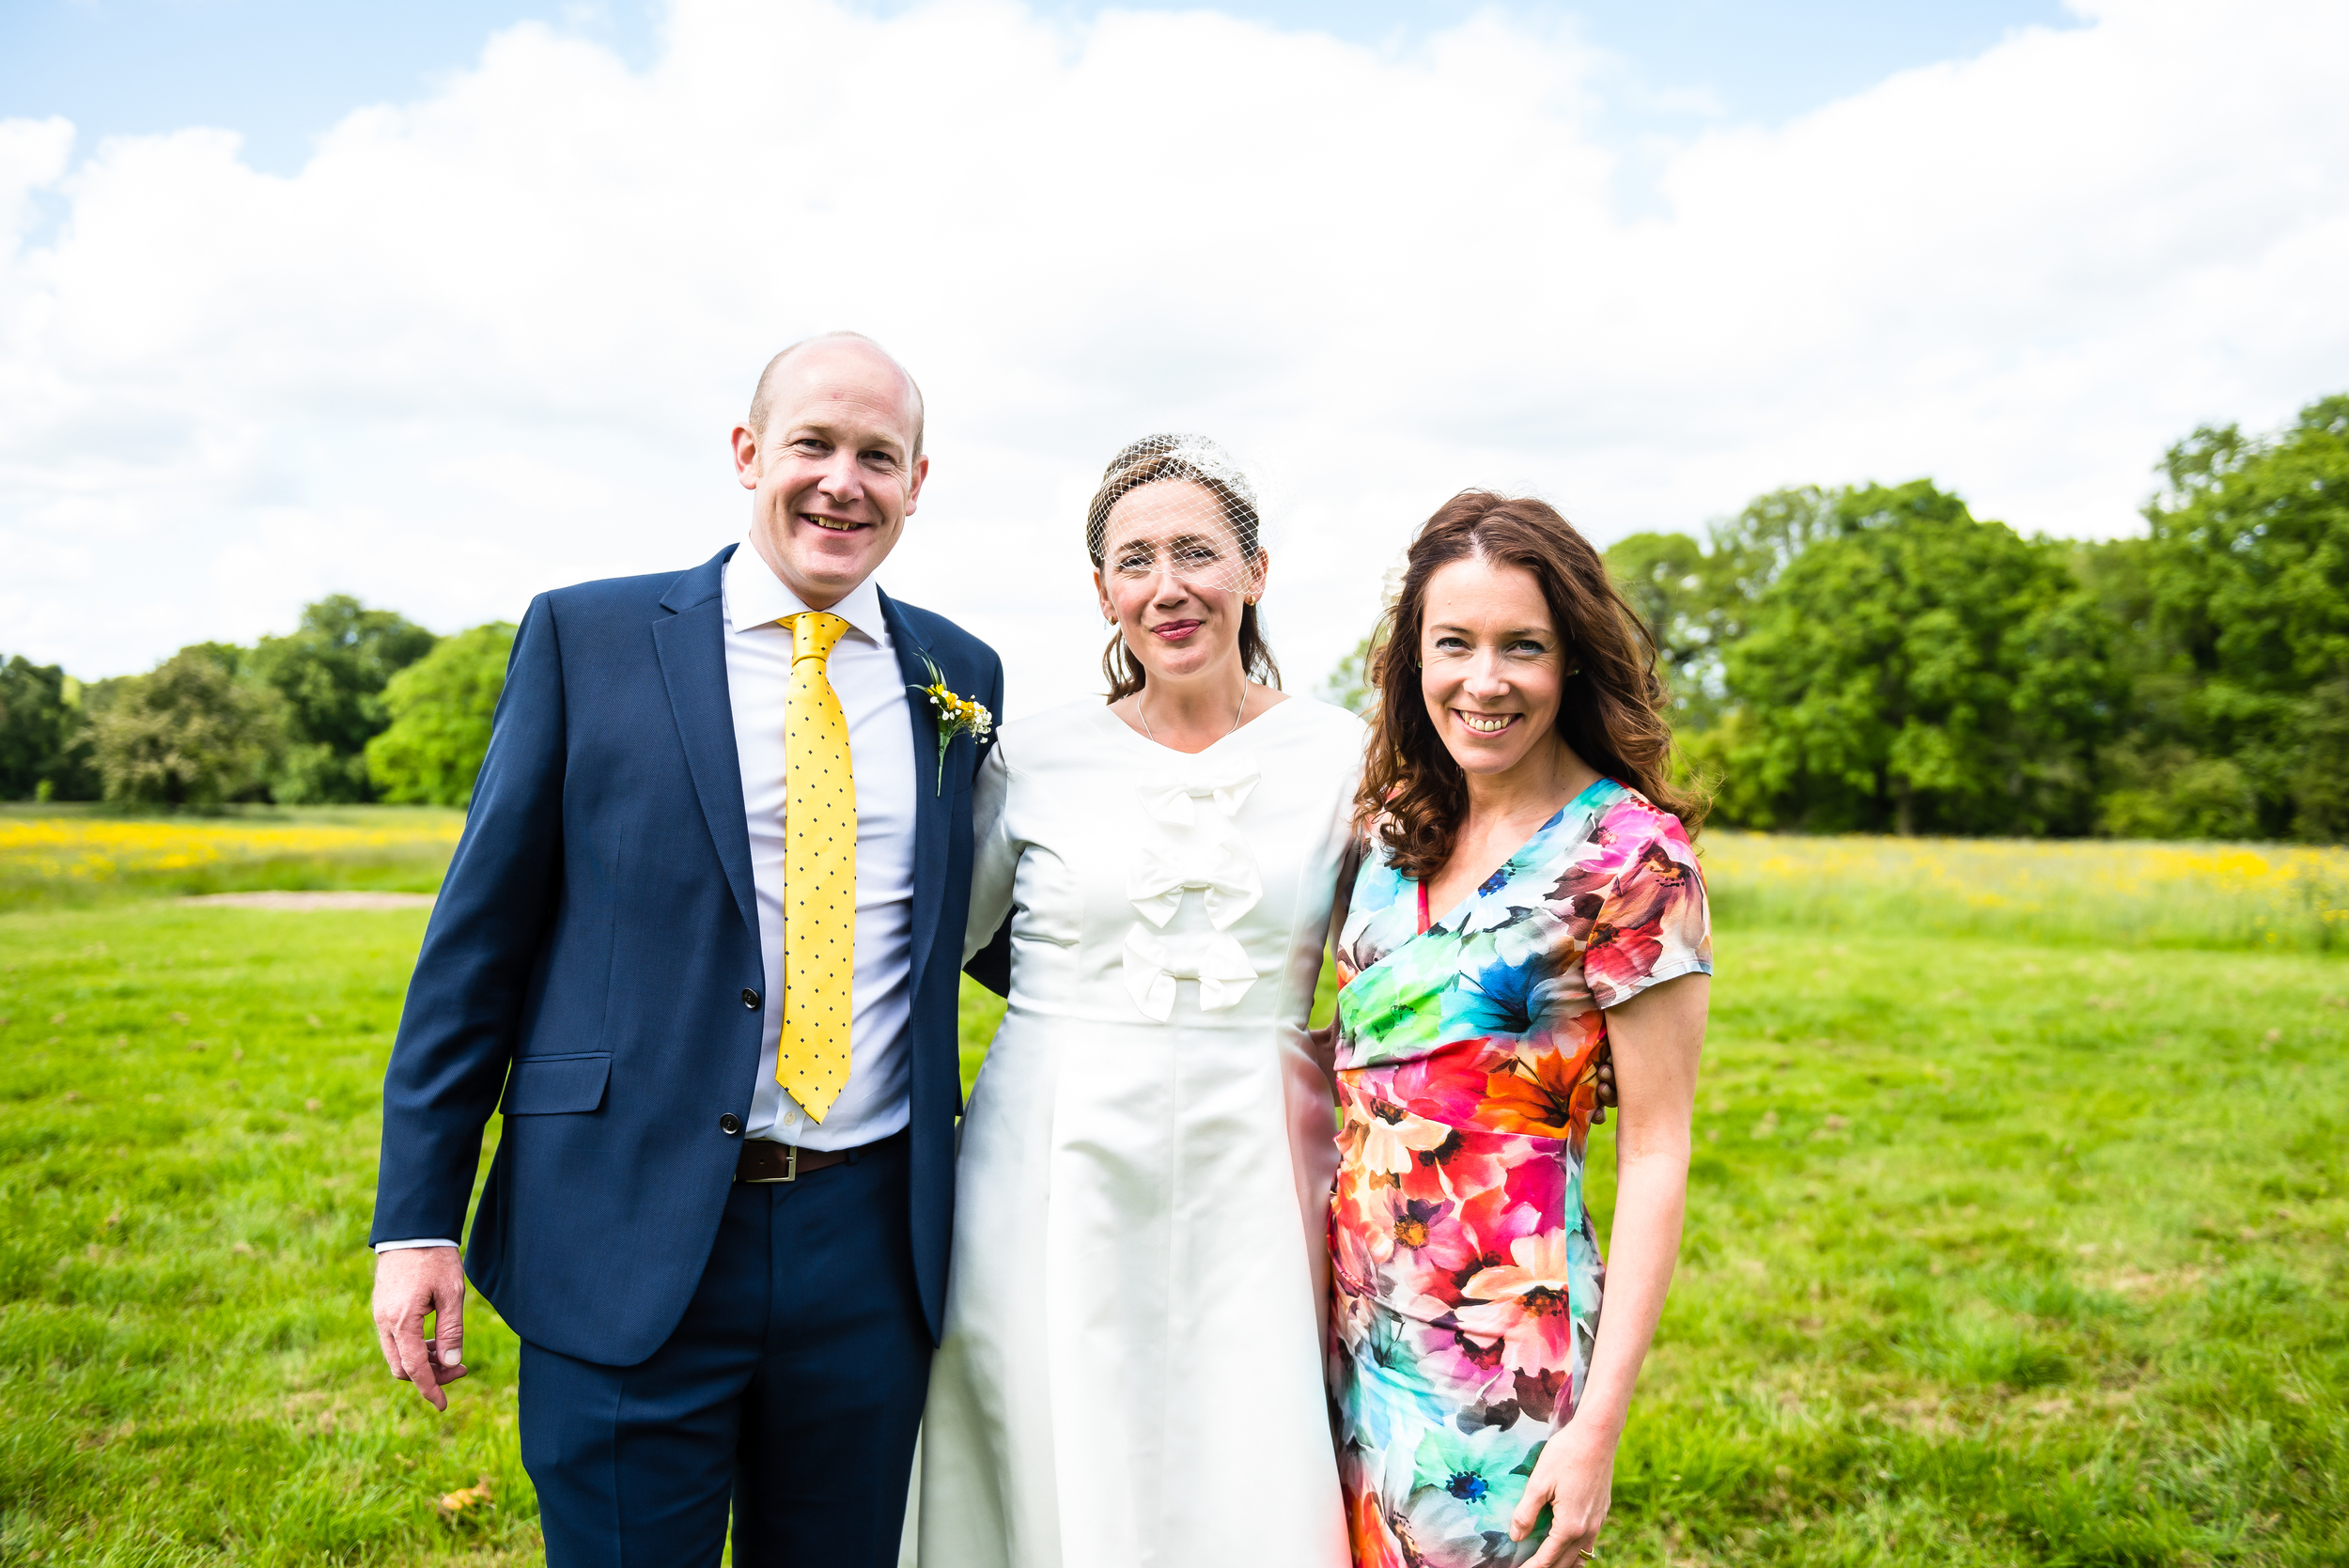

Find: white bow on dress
<box><xmin>1125</xmin><ymin>840</ymin><xmax>1264</xmax><ymax>930</ymax></box>
<box><xmin>1121</xmin><ymin>926</ymin><xmax>1259</xmax><ymax>1021</ymax></box>
<box><xmin>1133</xmin><ymin>759</ymin><xmax>1261</xmax><ymax>827</ymax></box>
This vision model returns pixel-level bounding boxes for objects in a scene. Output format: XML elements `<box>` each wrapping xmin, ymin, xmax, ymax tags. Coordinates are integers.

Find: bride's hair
<box><xmin>1085</xmin><ymin>435</ymin><xmax>1283</xmax><ymax>702</ymax></box>
<box><xmin>1358</xmin><ymin>490</ymin><xmax>1701</xmax><ymax>879</ymax></box>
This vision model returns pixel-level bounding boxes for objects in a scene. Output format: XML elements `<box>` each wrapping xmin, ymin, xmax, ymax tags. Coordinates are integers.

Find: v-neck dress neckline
<box><xmin>1412</xmin><ymin>776</ymin><xmax>1618</xmax><ymax>939</ymax></box>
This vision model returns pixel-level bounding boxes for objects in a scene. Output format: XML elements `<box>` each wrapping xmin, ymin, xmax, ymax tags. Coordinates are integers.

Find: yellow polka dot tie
<box><xmin>779</xmin><ymin>611</ymin><xmax>856</xmax><ymax>1124</ymax></box>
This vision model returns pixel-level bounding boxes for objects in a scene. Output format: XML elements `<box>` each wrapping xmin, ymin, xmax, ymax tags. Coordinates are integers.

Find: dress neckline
<box><xmin>1092</xmin><ymin>691</ymin><xmax>1304</xmax><ymax>758</ymax></box>
<box><xmin>1417</xmin><ymin>776</ymin><xmax>1623</xmax><ymax>935</ymax></box>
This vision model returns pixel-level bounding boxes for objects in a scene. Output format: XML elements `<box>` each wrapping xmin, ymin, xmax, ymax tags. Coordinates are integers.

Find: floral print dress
<box><xmin>1327</xmin><ymin>779</ymin><xmax>1711</xmax><ymax>1568</ymax></box>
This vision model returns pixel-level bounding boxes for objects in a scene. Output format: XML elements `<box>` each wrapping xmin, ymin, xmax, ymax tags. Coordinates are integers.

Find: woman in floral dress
<box><xmin>1328</xmin><ymin>492</ymin><xmax>1712</xmax><ymax>1568</ymax></box>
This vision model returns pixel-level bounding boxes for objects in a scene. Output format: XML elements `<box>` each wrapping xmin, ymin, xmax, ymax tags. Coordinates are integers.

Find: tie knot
<box><xmin>786</xmin><ymin>612</ymin><xmax>851</xmax><ymax>666</ymax></box>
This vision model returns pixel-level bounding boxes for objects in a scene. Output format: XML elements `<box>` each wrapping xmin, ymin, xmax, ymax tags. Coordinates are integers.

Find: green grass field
<box><xmin>2</xmin><ymin>815</ymin><xmax>2343</xmax><ymax>1564</ymax></box>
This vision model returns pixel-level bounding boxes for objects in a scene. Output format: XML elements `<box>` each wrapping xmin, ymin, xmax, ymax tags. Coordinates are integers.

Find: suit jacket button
<box><xmin>718</xmin><ymin>1113</ymin><xmax>742</xmax><ymax>1136</ymax></box>
<box><xmin>740</xmin><ymin>988</ymin><xmax>760</xmax><ymax>1010</ymax></box>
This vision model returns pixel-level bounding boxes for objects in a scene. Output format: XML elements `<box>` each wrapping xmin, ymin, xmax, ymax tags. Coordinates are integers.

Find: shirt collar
<box><xmin>724</xmin><ymin>538</ymin><xmax>891</xmax><ymax>648</ymax></box>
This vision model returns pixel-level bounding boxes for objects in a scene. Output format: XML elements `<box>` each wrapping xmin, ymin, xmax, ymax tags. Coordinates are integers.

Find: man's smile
<box><xmin>801</xmin><ymin>512</ymin><xmax>868</xmax><ymax>534</ymax></box>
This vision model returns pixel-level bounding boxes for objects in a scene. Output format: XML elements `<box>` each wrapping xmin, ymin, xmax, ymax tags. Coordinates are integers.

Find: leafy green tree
<box><xmin>1320</xmin><ymin>629</ymin><xmax>1378</xmax><ymax>717</ymax></box>
<box><xmin>0</xmin><ymin>656</ymin><xmax>101</xmax><ymax>800</ymax></box>
<box><xmin>91</xmin><ymin>648</ymin><xmax>288</xmax><ymax>809</ymax></box>
<box><xmin>251</xmin><ymin>596</ymin><xmax>437</xmax><ymax>802</ymax></box>
<box><xmin>2139</xmin><ymin>394</ymin><xmax>2349</xmax><ymax>840</ymax></box>
<box><xmin>1699</xmin><ymin>484</ymin><xmax>1844</xmax><ymax>598</ymax></box>
<box><xmin>365</xmin><ymin>622</ymin><xmax>517</xmax><ymax>806</ymax></box>
<box><xmin>1722</xmin><ymin>481</ymin><xmax>2120</xmax><ymax>835</ymax></box>
<box><xmin>2061</xmin><ymin>536</ymin><xmax>2243</xmax><ymax>838</ymax></box>
<box><xmin>1606</xmin><ymin>531</ymin><xmax>1712</xmax><ymax>710</ymax></box>
<box><xmin>1608</xmin><ymin>487</ymin><xmax>1846</xmax><ymax>728</ymax></box>
<box><xmin>178</xmin><ymin>642</ymin><xmax>251</xmax><ymax>678</ymax></box>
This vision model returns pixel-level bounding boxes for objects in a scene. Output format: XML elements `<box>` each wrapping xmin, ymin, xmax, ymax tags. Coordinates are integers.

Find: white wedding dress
<box><xmin>915</xmin><ymin>695</ymin><xmax>1362</xmax><ymax>1568</ymax></box>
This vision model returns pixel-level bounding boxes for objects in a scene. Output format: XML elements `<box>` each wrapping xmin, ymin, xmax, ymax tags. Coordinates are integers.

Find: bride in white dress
<box><xmin>916</xmin><ymin>437</ymin><xmax>1361</xmax><ymax>1567</ymax></box>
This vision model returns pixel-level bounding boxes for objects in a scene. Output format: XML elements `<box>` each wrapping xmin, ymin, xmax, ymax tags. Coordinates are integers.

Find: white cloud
<box><xmin>2</xmin><ymin>0</ymin><xmax>2343</xmax><ymax>714</ymax></box>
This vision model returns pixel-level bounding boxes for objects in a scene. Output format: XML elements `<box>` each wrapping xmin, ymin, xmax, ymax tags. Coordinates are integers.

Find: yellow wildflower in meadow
<box><xmin>1700</xmin><ymin>831</ymin><xmax>2349</xmax><ymax>952</ymax></box>
<box><xmin>0</xmin><ymin>815</ymin><xmax>463</xmax><ymax>885</ymax></box>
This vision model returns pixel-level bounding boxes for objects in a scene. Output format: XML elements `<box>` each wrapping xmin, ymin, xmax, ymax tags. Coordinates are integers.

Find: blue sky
<box><xmin>3</xmin><ymin>0</ymin><xmax>2074</xmax><ymax>175</ymax></box>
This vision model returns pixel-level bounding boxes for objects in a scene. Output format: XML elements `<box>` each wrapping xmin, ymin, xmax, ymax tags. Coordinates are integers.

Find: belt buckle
<box><xmin>744</xmin><ymin>1142</ymin><xmax>799</xmax><ymax>1184</ymax></box>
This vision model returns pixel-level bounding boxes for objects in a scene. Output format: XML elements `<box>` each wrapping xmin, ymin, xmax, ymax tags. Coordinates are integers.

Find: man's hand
<box><xmin>371</xmin><ymin>1247</ymin><xmax>470</xmax><ymax>1410</ymax></box>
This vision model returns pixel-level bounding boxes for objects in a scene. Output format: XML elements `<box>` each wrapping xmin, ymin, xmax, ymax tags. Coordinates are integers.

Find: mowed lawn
<box><xmin>2</xmin><ymin>826</ymin><xmax>2345</xmax><ymax>1564</ymax></box>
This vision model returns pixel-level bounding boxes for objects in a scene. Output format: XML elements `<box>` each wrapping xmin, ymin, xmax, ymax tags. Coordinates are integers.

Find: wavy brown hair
<box><xmin>1085</xmin><ymin>435</ymin><xmax>1283</xmax><ymax>703</ymax></box>
<box><xmin>1358</xmin><ymin>490</ymin><xmax>1702</xmax><ymax>879</ymax></box>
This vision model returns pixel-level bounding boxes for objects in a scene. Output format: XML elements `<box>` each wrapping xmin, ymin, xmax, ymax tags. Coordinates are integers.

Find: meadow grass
<box><xmin>0</xmin><ymin>904</ymin><xmax>533</xmax><ymax>1565</ymax></box>
<box><xmin>1702</xmin><ymin>830</ymin><xmax>2349</xmax><ymax>955</ymax></box>
<box><xmin>0</xmin><ymin>806</ymin><xmax>464</xmax><ymax>913</ymax></box>
<box><xmin>1583</xmin><ymin>929</ymin><xmax>2347</xmax><ymax>1565</ymax></box>
<box><xmin>1</xmin><ymin>828</ymin><xmax>2343</xmax><ymax>1564</ymax></box>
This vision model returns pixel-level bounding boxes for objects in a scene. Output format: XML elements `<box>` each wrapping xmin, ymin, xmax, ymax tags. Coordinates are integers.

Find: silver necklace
<box><xmin>1139</xmin><ymin>684</ymin><xmax>1249</xmax><ymax>744</ymax></box>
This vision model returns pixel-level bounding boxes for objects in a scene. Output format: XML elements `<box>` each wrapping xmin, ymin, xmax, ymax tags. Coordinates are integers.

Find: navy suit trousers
<box><xmin>519</xmin><ymin>1137</ymin><xmax>930</xmax><ymax>1568</ymax></box>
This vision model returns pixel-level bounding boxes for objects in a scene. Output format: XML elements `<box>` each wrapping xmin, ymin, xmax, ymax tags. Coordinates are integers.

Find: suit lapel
<box><xmin>882</xmin><ymin>590</ymin><xmax>950</xmax><ymax>996</ymax></box>
<box><xmin>653</xmin><ymin>547</ymin><xmax>758</xmax><ymax>942</ymax></box>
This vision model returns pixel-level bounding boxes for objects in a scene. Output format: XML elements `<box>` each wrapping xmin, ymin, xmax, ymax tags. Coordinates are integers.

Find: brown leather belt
<box><xmin>735</xmin><ymin>1129</ymin><xmax>906</xmax><ymax>1184</ymax></box>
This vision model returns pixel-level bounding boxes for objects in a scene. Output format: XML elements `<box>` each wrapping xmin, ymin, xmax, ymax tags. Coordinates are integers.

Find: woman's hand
<box><xmin>1511</xmin><ymin>1416</ymin><xmax>1617</xmax><ymax>1567</ymax></box>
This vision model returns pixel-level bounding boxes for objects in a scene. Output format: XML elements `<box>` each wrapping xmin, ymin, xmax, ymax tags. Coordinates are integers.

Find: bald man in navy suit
<box><xmin>368</xmin><ymin>334</ymin><xmax>1003</xmax><ymax>1567</ymax></box>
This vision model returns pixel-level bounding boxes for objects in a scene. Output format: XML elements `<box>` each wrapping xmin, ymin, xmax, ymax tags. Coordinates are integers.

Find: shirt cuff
<box><xmin>373</xmin><ymin>1238</ymin><xmax>460</xmax><ymax>1252</ymax></box>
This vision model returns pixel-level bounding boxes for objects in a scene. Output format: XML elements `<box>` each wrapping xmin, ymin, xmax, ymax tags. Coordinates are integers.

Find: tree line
<box><xmin>0</xmin><ymin>598</ymin><xmax>515</xmax><ymax>810</ymax></box>
<box><xmin>1328</xmin><ymin>392</ymin><xmax>2347</xmax><ymax>843</ymax></box>
<box><xmin>7</xmin><ymin>394</ymin><xmax>2342</xmax><ymax>838</ymax></box>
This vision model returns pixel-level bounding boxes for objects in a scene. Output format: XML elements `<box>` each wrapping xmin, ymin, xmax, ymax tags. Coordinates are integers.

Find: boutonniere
<box><xmin>909</xmin><ymin>655</ymin><xmax>994</xmax><ymax>796</ymax></box>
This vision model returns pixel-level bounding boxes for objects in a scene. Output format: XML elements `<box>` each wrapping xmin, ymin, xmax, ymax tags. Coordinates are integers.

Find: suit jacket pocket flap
<box><xmin>501</xmin><ymin>1052</ymin><xmax>612</xmax><ymax>1115</ymax></box>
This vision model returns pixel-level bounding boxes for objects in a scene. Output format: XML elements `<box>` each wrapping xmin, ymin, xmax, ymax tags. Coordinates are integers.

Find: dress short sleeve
<box><xmin>1583</xmin><ymin>806</ymin><xmax>1711</xmax><ymax>1012</ymax></box>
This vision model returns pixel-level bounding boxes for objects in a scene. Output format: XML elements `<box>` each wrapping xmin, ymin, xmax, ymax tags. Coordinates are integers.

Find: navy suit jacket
<box><xmin>369</xmin><ymin>544</ymin><xmax>1003</xmax><ymax>1366</ymax></box>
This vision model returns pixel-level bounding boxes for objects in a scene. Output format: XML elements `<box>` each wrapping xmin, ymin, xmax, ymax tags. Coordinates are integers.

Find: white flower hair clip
<box><xmin>1378</xmin><ymin>544</ymin><xmax>1413</xmax><ymax>613</ymax></box>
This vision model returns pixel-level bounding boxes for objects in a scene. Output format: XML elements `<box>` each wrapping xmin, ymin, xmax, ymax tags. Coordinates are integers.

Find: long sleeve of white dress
<box><xmin>963</xmin><ymin>741</ymin><xmax>1018</xmax><ymax>968</ymax></box>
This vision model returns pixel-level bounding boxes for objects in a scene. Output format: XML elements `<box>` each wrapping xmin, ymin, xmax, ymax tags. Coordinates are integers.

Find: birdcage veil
<box><xmin>1085</xmin><ymin>434</ymin><xmax>1269</xmax><ymax>597</ymax></box>
<box><xmin>1086</xmin><ymin>433</ymin><xmax>1282</xmax><ymax>700</ymax></box>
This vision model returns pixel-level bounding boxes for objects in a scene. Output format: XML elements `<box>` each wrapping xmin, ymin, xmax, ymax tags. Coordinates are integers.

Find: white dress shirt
<box><xmin>723</xmin><ymin>539</ymin><xmax>919</xmax><ymax>1148</ymax></box>
<box><xmin>375</xmin><ymin>541</ymin><xmax>921</xmax><ymax>1251</ymax></box>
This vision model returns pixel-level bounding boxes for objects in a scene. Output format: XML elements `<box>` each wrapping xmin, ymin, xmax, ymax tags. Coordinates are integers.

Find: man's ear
<box><xmin>731</xmin><ymin>425</ymin><xmax>761</xmax><ymax>490</ymax></box>
<box><xmin>902</xmin><ymin>453</ymin><xmax>931</xmax><ymax>517</ymax></box>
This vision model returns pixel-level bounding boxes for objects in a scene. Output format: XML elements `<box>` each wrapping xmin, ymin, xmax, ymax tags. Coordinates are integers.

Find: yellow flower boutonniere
<box><xmin>910</xmin><ymin>655</ymin><xmax>994</xmax><ymax>796</ymax></box>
